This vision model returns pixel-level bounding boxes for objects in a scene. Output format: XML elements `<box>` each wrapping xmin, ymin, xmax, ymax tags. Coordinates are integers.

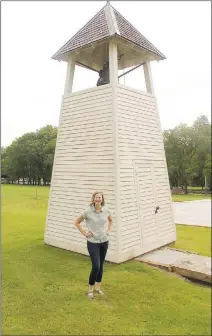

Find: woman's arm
<box><xmin>74</xmin><ymin>216</ymin><xmax>93</xmax><ymax>238</ymax></box>
<box><xmin>107</xmin><ymin>215</ymin><xmax>113</xmax><ymax>233</ymax></box>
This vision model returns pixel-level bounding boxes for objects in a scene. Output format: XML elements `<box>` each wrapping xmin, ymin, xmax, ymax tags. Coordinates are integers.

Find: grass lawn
<box><xmin>172</xmin><ymin>194</ymin><xmax>211</xmax><ymax>202</ymax></box>
<box><xmin>2</xmin><ymin>185</ymin><xmax>211</xmax><ymax>335</ymax></box>
<box><xmin>172</xmin><ymin>225</ymin><xmax>211</xmax><ymax>257</ymax></box>
<box><xmin>188</xmin><ymin>186</ymin><xmax>203</xmax><ymax>190</ymax></box>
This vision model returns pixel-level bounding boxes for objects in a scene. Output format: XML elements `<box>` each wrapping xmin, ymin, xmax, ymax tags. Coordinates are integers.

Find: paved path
<box><xmin>136</xmin><ymin>247</ymin><xmax>211</xmax><ymax>283</ymax></box>
<box><xmin>173</xmin><ymin>199</ymin><xmax>211</xmax><ymax>227</ymax></box>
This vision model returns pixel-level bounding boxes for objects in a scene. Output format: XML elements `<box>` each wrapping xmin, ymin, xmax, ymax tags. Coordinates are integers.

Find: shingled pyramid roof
<box><xmin>52</xmin><ymin>3</ymin><xmax>165</xmax><ymax>61</ymax></box>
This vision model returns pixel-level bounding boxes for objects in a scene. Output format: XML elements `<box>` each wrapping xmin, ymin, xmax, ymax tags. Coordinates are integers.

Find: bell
<box><xmin>97</xmin><ymin>61</ymin><xmax>109</xmax><ymax>86</ymax></box>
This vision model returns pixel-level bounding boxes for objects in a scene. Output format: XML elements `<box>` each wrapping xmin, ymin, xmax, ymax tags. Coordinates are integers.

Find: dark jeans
<box><xmin>87</xmin><ymin>240</ymin><xmax>109</xmax><ymax>286</ymax></box>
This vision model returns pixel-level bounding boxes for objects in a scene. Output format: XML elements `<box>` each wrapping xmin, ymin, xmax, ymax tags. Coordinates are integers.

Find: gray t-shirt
<box><xmin>82</xmin><ymin>205</ymin><xmax>111</xmax><ymax>243</ymax></box>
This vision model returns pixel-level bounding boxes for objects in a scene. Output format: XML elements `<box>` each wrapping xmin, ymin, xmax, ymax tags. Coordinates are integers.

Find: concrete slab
<box><xmin>135</xmin><ymin>247</ymin><xmax>211</xmax><ymax>284</ymax></box>
<box><xmin>173</xmin><ymin>254</ymin><xmax>211</xmax><ymax>283</ymax></box>
<box><xmin>135</xmin><ymin>248</ymin><xmax>186</xmax><ymax>271</ymax></box>
<box><xmin>173</xmin><ymin>199</ymin><xmax>211</xmax><ymax>227</ymax></box>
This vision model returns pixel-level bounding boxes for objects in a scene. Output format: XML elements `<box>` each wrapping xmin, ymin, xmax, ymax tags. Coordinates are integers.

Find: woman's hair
<box><xmin>90</xmin><ymin>191</ymin><xmax>105</xmax><ymax>206</ymax></box>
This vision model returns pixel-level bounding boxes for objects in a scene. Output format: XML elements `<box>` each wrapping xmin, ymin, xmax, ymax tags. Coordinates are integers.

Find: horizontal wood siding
<box><xmin>117</xmin><ymin>85</ymin><xmax>174</xmax><ymax>254</ymax></box>
<box><xmin>45</xmin><ymin>85</ymin><xmax>117</xmax><ymax>252</ymax></box>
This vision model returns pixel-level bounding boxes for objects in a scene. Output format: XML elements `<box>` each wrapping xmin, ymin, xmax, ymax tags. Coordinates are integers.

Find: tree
<box><xmin>2</xmin><ymin>125</ymin><xmax>57</xmax><ymax>185</ymax></box>
<box><xmin>203</xmin><ymin>154</ymin><xmax>212</xmax><ymax>191</ymax></box>
<box><xmin>164</xmin><ymin>124</ymin><xmax>198</xmax><ymax>193</ymax></box>
<box><xmin>43</xmin><ymin>137</ymin><xmax>57</xmax><ymax>185</ymax></box>
<box><xmin>164</xmin><ymin>115</ymin><xmax>211</xmax><ymax>193</ymax></box>
<box><xmin>35</xmin><ymin>125</ymin><xmax>57</xmax><ymax>185</ymax></box>
<box><xmin>192</xmin><ymin>115</ymin><xmax>211</xmax><ymax>189</ymax></box>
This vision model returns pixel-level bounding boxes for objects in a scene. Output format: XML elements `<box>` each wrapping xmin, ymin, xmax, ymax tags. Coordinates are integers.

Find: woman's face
<box><xmin>94</xmin><ymin>193</ymin><xmax>103</xmax><ymax>206</ymax></box>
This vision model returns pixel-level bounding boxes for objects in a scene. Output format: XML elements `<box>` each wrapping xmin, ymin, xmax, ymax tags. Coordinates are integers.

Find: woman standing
<box><xmin>74</xmin><ymin>191</ymin><xmax>113</xmax><ymax>299</ymax></box>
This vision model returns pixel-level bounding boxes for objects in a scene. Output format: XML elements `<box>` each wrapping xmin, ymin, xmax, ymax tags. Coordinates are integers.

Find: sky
<box><xmin>2</xmin><ymin>1</ymin><xmax>211</xmax><ymax>147</ymax></box>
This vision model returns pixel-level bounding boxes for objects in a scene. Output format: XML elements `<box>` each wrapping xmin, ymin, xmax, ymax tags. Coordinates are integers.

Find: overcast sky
<box><xmin>2</xmin><ymin>1</ymin><xmax>211</xmax><ymax>147</ymax></box>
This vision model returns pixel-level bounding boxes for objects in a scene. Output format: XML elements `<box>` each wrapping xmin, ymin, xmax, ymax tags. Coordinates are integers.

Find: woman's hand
<box><xmin>74</xmin><ymin>216</ymin><xmax>93</xmax><ymax>238</ymax></box>
<box><xmin>83</xmin><ymin>231</ymin><xmax>93</xmax><ymax>238</ymax></box>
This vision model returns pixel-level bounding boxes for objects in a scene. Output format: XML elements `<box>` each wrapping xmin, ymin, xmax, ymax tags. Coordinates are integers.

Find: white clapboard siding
<box><xmin>45</xmin><ymin>85</ymin><xmax>117</xmax><ymax>256</ymax></box>
<box><xmin>117</xmin><ymin>84</ymin><xmax>175</xmax><ymax>255</ymax></box>
<box><xmin>45</xmin><ymin>83</ymin><xmax>175</xmax><ymax>263</ymax></box>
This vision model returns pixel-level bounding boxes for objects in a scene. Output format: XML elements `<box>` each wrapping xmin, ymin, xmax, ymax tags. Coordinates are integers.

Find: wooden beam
<box><xmin>76</xmin><ymin>61</ymin><xmax>99</xmax><ymax>72</ymax></box>
<box><xmin>118</xmin><ymin>62</ymin><xmax>144</xmax><ymax>79</ymax></box>
<box><xmin>143</xmin><ymin>61</ymin><xmax>154</xmax><ymax>94</ymax></box>
<box><xmin>109</xmin><ymin>38</ymin><xmax>121</xmax><ymax>257</ymax></box>
<box><xmin>64</xmin><ymin>53</ymin><xmax>76</xmax><ymax>94</ymax></box>
<box><xmin>109</xmin><ymin>39</ymin><xmax>118</xmax><ymax>86</ymax></box>
<box><xmin>91</xmin><ymin>42</ymin><xmax>97</xmax><ymax>50</ymax></box>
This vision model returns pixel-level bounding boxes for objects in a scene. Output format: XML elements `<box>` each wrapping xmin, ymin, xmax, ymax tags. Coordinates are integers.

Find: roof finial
<box><xmin>106</xmin><ymin>0</ymin><xmax>110</xmax><ymax>4</ymax></box>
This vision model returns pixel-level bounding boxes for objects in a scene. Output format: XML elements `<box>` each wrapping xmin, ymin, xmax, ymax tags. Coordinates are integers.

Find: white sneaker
<box><xmin>95</xmin><ymin>289</ymin><xmax>105</xmax><ymax>295</ymax></box>
<box><xmin>87</xmin><ymin>291</ymin><xmax>94</xmax><ymax>299</ymax></box>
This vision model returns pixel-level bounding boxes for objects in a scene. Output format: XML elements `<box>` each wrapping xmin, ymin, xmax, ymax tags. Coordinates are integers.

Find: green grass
<box><xmin>188</xmin><ymin>186</ymin><xmax>203</xmax><ymax>190</ymax></box>
<box><xmin>172</xmin><ymin>194</ymin><xmax>211</xmax><ymax>202</ymax></box>
<box><xmin>172</xmin><ymin>225</ymin><xmax>211</xmax><ymax>257</ymax></box>
<box><xmin>2</xmin><ymin>185</ymin><xmax>211</xmax><ymax>335</ymax></box>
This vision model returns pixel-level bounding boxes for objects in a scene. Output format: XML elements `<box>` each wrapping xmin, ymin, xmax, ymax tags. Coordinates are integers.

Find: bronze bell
<box><xmin>97</xmin><ymin>61</ymin><xmax>109</xmax><ymax>86</ymax></box>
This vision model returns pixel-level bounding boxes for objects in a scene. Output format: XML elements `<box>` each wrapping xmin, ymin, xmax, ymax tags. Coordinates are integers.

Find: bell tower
<box><xmin>44</xmin><ymin>2</ymin><xmax>176</xmax><ymax>263</ymax></box>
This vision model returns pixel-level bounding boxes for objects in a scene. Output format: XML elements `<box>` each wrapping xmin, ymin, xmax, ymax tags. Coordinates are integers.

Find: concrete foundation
<box><xmin>135</xmin><ymin>247</ymin><xmax>211</xmax><ymax>284</ymax></box>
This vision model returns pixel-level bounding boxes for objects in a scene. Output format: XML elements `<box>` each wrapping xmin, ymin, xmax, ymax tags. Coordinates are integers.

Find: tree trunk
<box><xmin>205</xmin><ymin>176</ymin><xmax>207</xmax><ymax>194</ymax></box>
<box><xmin>184</xmin><ymin>184</ymin><xmax>188</xmax><ymax>195</ymax></box>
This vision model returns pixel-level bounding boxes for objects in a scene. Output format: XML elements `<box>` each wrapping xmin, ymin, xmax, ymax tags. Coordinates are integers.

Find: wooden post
<box><xmin>109</xmin><ymin>39</ymin><xmax>118</xmax><ymax>87</ymax></box>
<box><xmin>64</xmin><ymin>53</ymin><xmax>76</xmax><ymax>94</ymax></box>
<box><xmin>143</xmin><ymin>61</ymin><xmax>154</xmax><ymax>94</ymax></box>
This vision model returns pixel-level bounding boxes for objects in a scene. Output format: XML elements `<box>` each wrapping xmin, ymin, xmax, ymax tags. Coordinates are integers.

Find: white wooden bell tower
<box><xmin>44</xmin><ymin>2</ymin><xmax>176</xmax><ymax>263</ymax></box>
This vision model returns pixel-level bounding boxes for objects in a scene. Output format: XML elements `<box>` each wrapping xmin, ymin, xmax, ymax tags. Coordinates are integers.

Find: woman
<box><xmin>74</xmin><ymin>191</ymin><xmax>112</xmax><ymax>299</ymax></box>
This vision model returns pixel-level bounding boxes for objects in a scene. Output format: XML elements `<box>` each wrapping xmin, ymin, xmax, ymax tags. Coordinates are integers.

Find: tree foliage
<box><xmin>163</xmin><ymin>115</ymin><xmax>211</xmax><ymax>193</ymax></box>
<box><xmin>1</xmin><ymin>115</ymin><xmax>211</xmax><ymax>191</ymax></box>
<box><xmin>1</xmin><ymin>125</ymin><xmax>57</xmax><ymax>185</ymax></box>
